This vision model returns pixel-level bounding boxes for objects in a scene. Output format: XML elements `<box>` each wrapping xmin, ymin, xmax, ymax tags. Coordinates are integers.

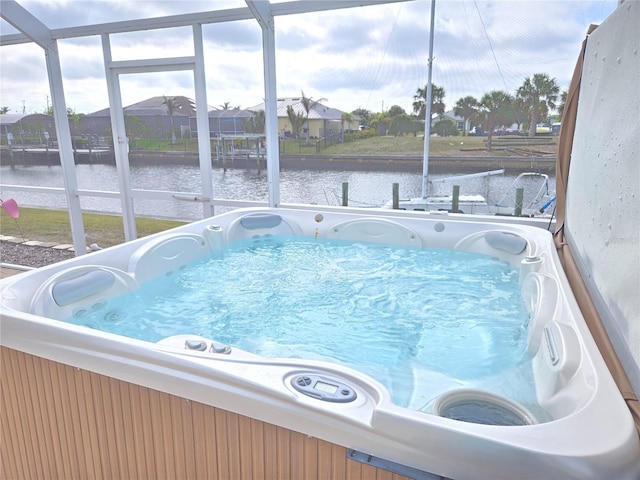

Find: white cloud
<box><xmin>0</xmin><ymin>0</ymin><xmax>618</xmax><ymax>117</ymax></box>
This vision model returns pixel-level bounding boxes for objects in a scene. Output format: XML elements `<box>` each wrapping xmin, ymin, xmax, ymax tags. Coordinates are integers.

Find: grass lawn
<box><xmin>325</xmin><ymin>135</ymin><xmax>482</xmax><ymax>155</ymax></box>
<box><xmin>279</xmin><ymin>135</ymin><xmax>495</xmax><ymax>156</ymax></box>
<box><xmin>125</xmin><ymin>135</ymin><xmax>556</xmax><ymax>157</ymax></box>
<box><xmin>1</xmin><ymin>207</ymin><xmax>185</xmax><ymax>248</ymax></box>
<box><xmin>325</xmin><ymin>135</ymin><xmax>557</xmax><ymax>156</ymax></box>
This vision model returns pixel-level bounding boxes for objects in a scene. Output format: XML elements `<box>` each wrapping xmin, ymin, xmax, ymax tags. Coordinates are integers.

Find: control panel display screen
<box><xmin>314</xmin><ymin>380</ymin><xmax>339</xmax><ymax>394</ymax></box>
<box><xmin>291</xmin><ymin>374</ymin><xmax>356</xmax><ymax>402</ymax></box>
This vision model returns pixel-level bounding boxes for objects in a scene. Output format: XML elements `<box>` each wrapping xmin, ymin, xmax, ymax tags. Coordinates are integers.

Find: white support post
<box><xmin>101</xmin><ymin>33</ymin><xmax>137</xmax><ymax>241</ymax></box>
<box><xmin>262</xmin><ymin>13</ymin><xmax>281</xmax><ymax>207</ymax></box>
<box><xmin>1</xmin><ymin>0</ymin><xmax>87</xmax><ymax>254</ymax></box>
<box><xmin>247</xmin><ymin>0</ymin><xmax>280</xmax><ymax>207</ymax></box>
<box><xmin>193</xmin><ymin>23</ymin><xmax>214</xmax><ymax>217</ymax></box>
<box><xmin>46</xmin><ymin>44</ymin><xmax>88</xmax><ymax>255</ymax></box>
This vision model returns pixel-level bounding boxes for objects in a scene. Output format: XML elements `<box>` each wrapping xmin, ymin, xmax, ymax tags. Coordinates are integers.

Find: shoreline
<box><xmin>0</xmin><ymin>150</ymin><xmax>555</xmax><ymax>174</ymax></box>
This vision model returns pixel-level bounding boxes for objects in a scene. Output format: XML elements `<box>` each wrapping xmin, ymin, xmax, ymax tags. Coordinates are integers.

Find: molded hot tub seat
<box><xmin>1</xmin><ymin>206</ymin><xmax>638</xmax><ymax>480</ymax></box>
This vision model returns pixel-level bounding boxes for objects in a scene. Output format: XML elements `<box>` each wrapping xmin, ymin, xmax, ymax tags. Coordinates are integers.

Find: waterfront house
<box><xmin>248</xmin><ymin>97</ymin><xmax>357</xmax><ymax>140</ymax></box>
<box><xmin>0</xmin><ymin>113</ymin><xmax>56</xmax><ymax>145</ymax></box>
<box><xmin>82</xmin><ymin>96</ymin><xmax>196</xmax><ymax>140</ymax></box>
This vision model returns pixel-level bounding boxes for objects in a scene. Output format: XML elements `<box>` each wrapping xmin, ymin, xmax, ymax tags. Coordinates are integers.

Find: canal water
<box><xmin>0</xmin><ymin>163</ymin><xmax>555</xmax><ymax>221</ymax></box>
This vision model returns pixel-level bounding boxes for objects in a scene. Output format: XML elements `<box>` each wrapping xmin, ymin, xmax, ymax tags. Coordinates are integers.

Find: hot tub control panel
<box><xmin>291</xmin><ymin>374</ymin><xmax>357</xmax><ymax>402</ymax></box>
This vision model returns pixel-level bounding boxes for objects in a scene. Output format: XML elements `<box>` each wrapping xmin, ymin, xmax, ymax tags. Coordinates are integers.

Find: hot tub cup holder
<box><xmin>432</xmin><ymin>388</ymin><xmax>537</xmax><ymax>426</ymax></box>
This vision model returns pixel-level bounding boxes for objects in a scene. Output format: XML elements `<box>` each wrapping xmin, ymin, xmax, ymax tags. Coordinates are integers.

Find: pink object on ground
<box><xmin>1</xmin><ymin>198</ymin><xmax>19</xmax><ymax>219</ymax></box>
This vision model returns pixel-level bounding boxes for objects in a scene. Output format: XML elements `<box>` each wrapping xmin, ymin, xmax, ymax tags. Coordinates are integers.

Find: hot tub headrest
<box><xmin>240</xmin><ymin>213</ymin><xmax>283</xmax><ymax>230</ymax></box>
<box><xmin>226</xmin><ymin>212</ymin><xmax>302</xmax><ymax>242</ymax></box>
<box><xmin>29</xmin><ymin>265</ymin><xmax>138</xmax><ymax>320</ymax></box>
<box><xmin>484</xmin><ymin>231</ymin><xmax>527</xmax><ymax>255</ymax></box>
<box><xmin>128</xmin><ymin>233</ymin><xmax>211</xmax><ymax>283</ymax></box>
<box><xmin>454</xmin><ymin>230</ymin><xmax>531</xmax><ymax>261</ymax></box>
<box><xmin>52</xmin><ymin>270</ymin><xmax>115</xmax><ymax>306</ymax></box>
<box><xmin>327</xmin><ymin>218</ymin><xmax>423</xmax><ymax>247</ymax></box>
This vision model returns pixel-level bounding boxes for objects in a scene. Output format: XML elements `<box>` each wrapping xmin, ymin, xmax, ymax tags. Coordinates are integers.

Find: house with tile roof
<box><xmin>82</xmin><ymin>96</ymin><xmax>196</xmax><ymax>139</ymax></box>
<box><xmin>248</xmin><ymin>97</ymin><xmax>358</xmax><ymax>140</ymax></box>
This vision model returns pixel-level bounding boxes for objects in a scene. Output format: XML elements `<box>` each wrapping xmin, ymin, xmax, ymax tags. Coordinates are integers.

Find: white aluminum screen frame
<box><xmin>1</xmin><ymin>0</ymin><xmax>409</xmax><ymax>251</ymax></box>
<box><xmin>100</xmin><ymin>30</ymin><xmax>214</xmax><ymax>241</ymax></box>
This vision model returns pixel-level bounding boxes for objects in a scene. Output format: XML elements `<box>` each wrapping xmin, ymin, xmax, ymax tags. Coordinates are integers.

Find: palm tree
<box><xmin>369</xmin><ymin>111</ymin><xmax>393</xmax><ymax>136</ymax></box>
<box><xmin>477</xmin><ymin>90</ymin><xmax>513</xmax><ymax>151</ymax></box>
<box><xmin>453</xmin><ymin>96</ymin><xmax>478</xmax><ymax>136</ymax></box>
<box><xmin>0</xmin><ymin>106</ymin><xmax>10</xmax><ymax>114</ymax></box>
<box><xmin>286</xmin><ymin>105</ymin><xmax>305</xmax><ymax>140</ymax></box>
<box><xmin>300</xmin><ymin>90</ymin><xmax>326</xmax><ymax>145</ymax></box>
<box><xmin>557</xmin><ymin>90</ymin><xmax>568</xmax><ymax>118</ymax></box>
<box><xmin>340</xmin><ymin>111</ymin><xmax>354</xmax><ymax>141</ymax></box>
<box><xmin>511</xmin><ymin>97</ymin><xmax>528</xmax><ymax>132</ymax></box>
<box><xmin>412</xmin><ymin>84</ymin><xmax>445</xmax><ymax>119</ymax></box>
<box><xmin>219</xmin><ymin>102</ymin><xmax>240</xmax><ymax>110</ymax></box>
<box><xmin>516</xmin><ymin>73</ymin><xmax>560</xmax><ymax>137</ymax></box>
<box><xmin>162</xmin><ymin>95</ymin><xmax>179</xmax><ymax>144</ymax></box>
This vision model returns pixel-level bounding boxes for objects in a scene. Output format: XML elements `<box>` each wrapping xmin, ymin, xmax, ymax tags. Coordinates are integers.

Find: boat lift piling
<box><xmin>392</xmin><ymin>183</ymin><xmax>399</xmax><ymax>209</ymax></box>
<box><xmin>452</xmin><ymin>185</ymin><xmax>460</xmax><ymax>213</ymax></box>
<box><xmin>342</xmin><ymin>182</ymin><xmax>349</xmax><ymax>206</ymax></box>
<box><xmin>515</xmin><ymin>187</ymin><xmax>524</xmax><ymax>216</ymax></box>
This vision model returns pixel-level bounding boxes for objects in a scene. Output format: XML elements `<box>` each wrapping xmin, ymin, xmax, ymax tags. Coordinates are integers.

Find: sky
<box><xmin>0</xmin><ymin>0</ymin><xmax>619</xmax><ymax>117</ymax></box>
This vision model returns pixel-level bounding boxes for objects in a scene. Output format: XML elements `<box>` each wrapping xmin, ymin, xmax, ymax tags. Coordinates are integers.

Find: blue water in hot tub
<box><xmin>67</xmin><ymin>236</ymin><xmax>539</xmax><ymax>412</ymax></box>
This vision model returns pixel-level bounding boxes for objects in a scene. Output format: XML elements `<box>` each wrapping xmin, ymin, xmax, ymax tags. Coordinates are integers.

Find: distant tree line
<box><xmin>346</xmin><ymin>72</ymin><xmax>564</xmax><ymax>151</ymax></box>
<box><xmin>3</xmin><ymin>72</ymin><xmax>565</xmax><ymax>152</ymax></box>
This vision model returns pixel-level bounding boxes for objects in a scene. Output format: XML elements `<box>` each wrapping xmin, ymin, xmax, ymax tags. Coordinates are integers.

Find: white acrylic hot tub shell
<box><xmin>1</xmin><ymin>206</ymin><xmax>639</xmax><ymax>479</ymax></box>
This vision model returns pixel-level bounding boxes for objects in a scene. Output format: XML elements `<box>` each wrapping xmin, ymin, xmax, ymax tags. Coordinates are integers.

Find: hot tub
<box><xmin>1</xmin><ymin>206</ymin><xmax>638</xmax><ymax>479</ymax></box>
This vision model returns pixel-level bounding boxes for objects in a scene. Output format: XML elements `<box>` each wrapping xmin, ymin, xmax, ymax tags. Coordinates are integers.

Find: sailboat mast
<box><xmin>421</xmin><ymin>0</ymin><xmax>436</xmax><ymax>198</ymax></box>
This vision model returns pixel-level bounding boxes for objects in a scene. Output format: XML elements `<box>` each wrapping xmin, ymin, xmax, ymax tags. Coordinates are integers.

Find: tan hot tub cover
<box><xmin>553</xmin><ymin>24</ymin><xmax>640</xmax><ymax>435</ymax></box>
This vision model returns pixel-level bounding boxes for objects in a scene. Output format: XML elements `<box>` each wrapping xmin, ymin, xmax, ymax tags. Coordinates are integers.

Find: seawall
<box><xmin>0</xmin><ymin>149</ymin><xmax>555</xmax><ymax>174</ymax></box>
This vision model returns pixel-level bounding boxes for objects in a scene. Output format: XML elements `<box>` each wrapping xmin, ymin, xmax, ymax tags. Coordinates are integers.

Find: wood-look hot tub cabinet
<box><xmin>1</xmin><ymin>346</ymin><xmax>412</xmax><ymax>480</ymax></box>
